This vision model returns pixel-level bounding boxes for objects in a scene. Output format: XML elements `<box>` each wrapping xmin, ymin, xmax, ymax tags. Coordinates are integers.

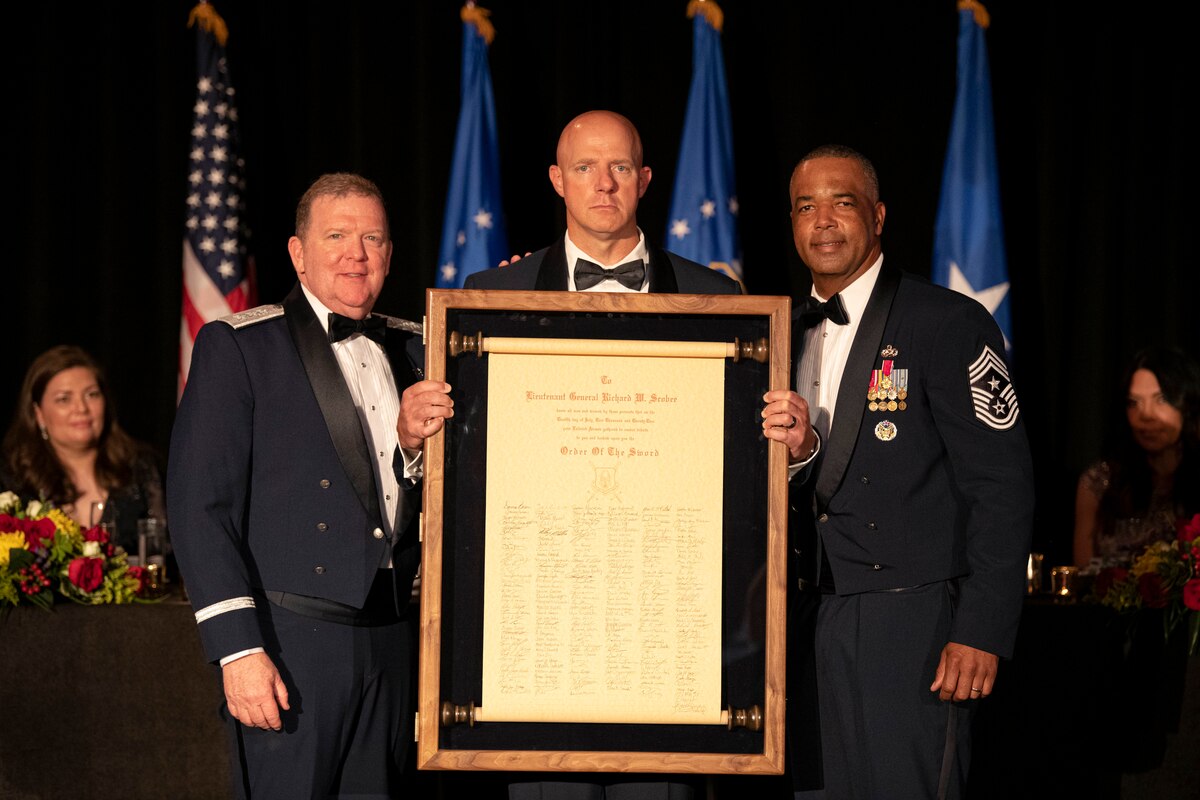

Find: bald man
<box><xmin>398</xmin><ymin>111</ymin><xmax>742</xmax><ymax>800</ymax></box>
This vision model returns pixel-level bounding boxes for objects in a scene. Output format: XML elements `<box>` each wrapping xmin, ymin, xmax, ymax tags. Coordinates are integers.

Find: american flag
<box><xmin>180</xmin><ymin>2</ymin><xmax>255</xmax><ymax>394</ymax></box>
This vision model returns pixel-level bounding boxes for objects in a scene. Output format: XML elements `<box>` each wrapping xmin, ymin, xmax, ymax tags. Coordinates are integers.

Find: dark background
<box><xmin>7</xmin><ymin>1</ymin><xmax>1190</xmax><ymax>564</ymax></box>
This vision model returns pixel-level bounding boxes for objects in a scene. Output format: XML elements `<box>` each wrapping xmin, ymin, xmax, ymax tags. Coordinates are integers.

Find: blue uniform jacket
<box><xmin>806</xmin><ymin>266</ymin><xmax>1034</xmax><ymax>658</ymax></box>
<box><xmin>168</xmin><ymin>284</ymin><xmax>424</xmax><ymax>663</ymax></box>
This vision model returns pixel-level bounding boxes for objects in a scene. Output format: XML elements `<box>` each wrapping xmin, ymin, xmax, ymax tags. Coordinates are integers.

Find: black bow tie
<box><xmin>328</xmin><ymin>312</ymin><xmax>386</xmax><ymax>344</ymax></box>
<box><xmin>573</xmin><ymin>258</ymin><xmax>646</xmax><ymax>291</ymax></box>
<box><xmin>797</xmin><ymin>294</ymin><xmax>849</xmax><ymax>328</ymax></box>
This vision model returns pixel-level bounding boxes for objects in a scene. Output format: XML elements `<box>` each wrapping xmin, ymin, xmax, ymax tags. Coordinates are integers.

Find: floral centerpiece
<box><xmin>1</xmin><ymin>490</ymin><xmax>149</xmax><ymax>610</ymax></box>
<box><xmin>1091</xmin><ymin>513</ymin><xmax>1200</xmax><ymax>656</ymax></box>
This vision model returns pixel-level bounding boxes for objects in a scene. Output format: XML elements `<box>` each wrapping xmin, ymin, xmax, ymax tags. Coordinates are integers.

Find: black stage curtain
<box><xmin>6</xmin><ymin>1</ymin><xmax>1191</xmax><ymax>564</ymax></box>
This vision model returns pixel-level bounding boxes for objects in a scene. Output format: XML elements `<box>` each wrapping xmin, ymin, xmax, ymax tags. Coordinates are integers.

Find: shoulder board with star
<box><xmin>217</xmin><ymin>304</ymin><xmax>285</xmax><ymax>330</ymax></box>
<box><xmin>377</xmin><ymin>314</ymin><xmax>423</xmax><ymax>335</ymax></box>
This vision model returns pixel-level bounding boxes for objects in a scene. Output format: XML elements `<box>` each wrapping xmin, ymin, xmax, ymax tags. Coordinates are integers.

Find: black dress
<box><xmin>98</xmin><ymin>452</ymin><xmax>167</xmax><ymax>556</ymax></box>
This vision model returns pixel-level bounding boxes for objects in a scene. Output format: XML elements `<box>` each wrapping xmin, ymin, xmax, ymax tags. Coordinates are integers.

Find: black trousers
<box><xmin>815</xmin><ymin>583</ymin><xmax>975</xmax><ymax>800</ymax></box>
<box><xmin>226</xmin><ymin>598</ymin><xmax>415</xmax><ymax>799</ymax></box>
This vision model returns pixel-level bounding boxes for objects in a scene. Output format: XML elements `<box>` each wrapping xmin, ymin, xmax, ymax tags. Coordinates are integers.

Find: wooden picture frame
<box><xmin>416</xmin><ymin>289</ymin><xmax>791</xmax><ymax>775</ymax></box>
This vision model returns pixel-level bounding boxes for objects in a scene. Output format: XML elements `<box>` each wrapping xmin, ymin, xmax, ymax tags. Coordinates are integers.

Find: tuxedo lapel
<box><xmin>646</xmin><ymin>248</ymin><xmax>680</xmax><ymax>293</ymax></box>
<box><xmin>533</xmin><ymin>238</ymin><xmax>570</xmax><ymax>291</ymax></box>
<box><xmin>814</xmin><ymin>267</ymin><xmax>901</xmax><ymax>510</ymax></box>
<box><xmin>283</xmin><ymin>285</ymin><xmax>380</xmax><ymax>522</ymax></box>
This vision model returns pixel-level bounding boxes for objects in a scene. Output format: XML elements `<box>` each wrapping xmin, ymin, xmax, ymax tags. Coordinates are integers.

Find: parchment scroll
<box><xmin>480</xmin><ymin>348</ymin><xmax>726</xmax><ymax>725</ymax></box>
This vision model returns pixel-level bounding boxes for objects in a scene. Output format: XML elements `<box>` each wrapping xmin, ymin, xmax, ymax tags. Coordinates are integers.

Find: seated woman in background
<box><xmin>1074</xmin><ymin>345</ymin><xmax>1199</xmax><ymax>568</ymax></box>
<box><xmin>2</xmin><ymin>345</ymin><xmax>165</xmax><ymax>555</ymax></box>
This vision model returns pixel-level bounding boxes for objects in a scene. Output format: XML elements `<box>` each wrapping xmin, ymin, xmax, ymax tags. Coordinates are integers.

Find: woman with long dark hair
<box><xmin>2</xmin><ymin>345</ymin><xmax>164</xmax><ymax>554</ymax></box>
<box><xmin>1074</xmin><ymin>345</ymin><xmax>1200</xmax><ymax>567</ymax></box>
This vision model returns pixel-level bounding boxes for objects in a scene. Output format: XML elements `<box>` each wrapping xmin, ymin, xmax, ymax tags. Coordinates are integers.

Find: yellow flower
<box><xmin>44</xmin><ymin>508</ymin><xmax>79</xmax><ymax>536</ymax></box>
<box><xmin>1130</xmin><ymin>541</ymin><xmax>1175</xmax><ymax>577</ymax></box>
<box><xmin>0</xmin><ymin>531</ymin><xmax>28</xmax><ymax>567</ymax></box>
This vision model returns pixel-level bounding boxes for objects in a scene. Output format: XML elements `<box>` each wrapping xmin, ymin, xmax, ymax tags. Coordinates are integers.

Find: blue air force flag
<box><xmin>665</xmin><ymin>1</ymin><xmax>741</xmax><ymax>281</ymax></box>
<box><xmin>932</xmin><ymin>3</ymin><xmax>1012</xmax><ymax>350</ymax></box>
<box><xmin>436</xmin><ymin>5</ymin><xmax>508</xmax><ymax>288</ymax></box>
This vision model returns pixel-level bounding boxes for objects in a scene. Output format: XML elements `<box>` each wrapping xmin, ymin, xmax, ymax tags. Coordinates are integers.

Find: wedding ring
<box><xmin>785</xmin><ymin>415</ymin><xmax>797</xmax><ymax>429</ymax></box>
<box><xmin>970</xmin><ymin>687</ymin><xmax>981</xmax><ymax>693</ymax></box>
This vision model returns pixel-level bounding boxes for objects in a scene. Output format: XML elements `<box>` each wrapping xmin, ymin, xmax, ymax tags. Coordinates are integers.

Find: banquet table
<box><xmin>0</xmin><ymin>594</ymin><xmax>230</xmax><ymax>800</ymax></box>
<box><xmin>966</xmin><ymin>595</ymin><xmax>1196</xmax><ymax>799</ymax></box>
<box><xmin>1</xmin><ymin>593</ymin><xmax>1194</xmax><ymax>800</ymax></box>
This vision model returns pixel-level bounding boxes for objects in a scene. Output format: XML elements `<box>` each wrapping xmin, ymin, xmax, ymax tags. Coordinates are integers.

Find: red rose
<box><xmin>1183</xmin><ymin>578</ymin><xmax>1200</xmax><ymax>612</ymax></box>
<box><xmin>1094</xmin><ymin>567</ymin><xmax>1128</xmax><ymax>599</ymax></box>
<box><xmin>1178</xmin><ymin>513</ymin><xmax>1200</xmax><ymax>544</ymax></box>
<box><xmin>127</xmin><ymin>565</ymin><xmax>146</xmax><ymax>595</ymax></box>
<box><xmin>67</xmin><ymin>556</ymin><xmax>104</xmax><ymax>593</ymax></box>
<box><xmin>83</xmin><ymin>525</ymin><xmax>110</xmax><ymax>544</ymax></box>
<box><xmin>1137</xmin><ymin>572</ymin><xmax>1170</xmax><ymax>609</ymax></box>
<box><xmin>23</xmin><ymin>517</ymin><xmax>57</xmax><ymax>550</ymax></box>
<box><xmin>0</xmin><ymin>514</ymin><xmax>19</xmax><ymax>533</ymax></box>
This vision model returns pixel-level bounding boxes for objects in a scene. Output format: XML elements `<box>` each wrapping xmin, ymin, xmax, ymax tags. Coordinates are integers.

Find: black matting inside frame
<box><xmin>436</xmin><ymin>308</ymin><xmax>772</xmax><ymax>755</ymax></box>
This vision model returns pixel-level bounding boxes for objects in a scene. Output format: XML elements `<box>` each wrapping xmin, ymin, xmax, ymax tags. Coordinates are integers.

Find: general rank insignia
<box><xmin>968</xmin><ymin>345</ymin><xmax>1020</xmax><ymax>430</ymax></box>
<box><xmin>874</xmin><ymin>420</ymin><xmax>898</xmax><ymax>441</ymax></box>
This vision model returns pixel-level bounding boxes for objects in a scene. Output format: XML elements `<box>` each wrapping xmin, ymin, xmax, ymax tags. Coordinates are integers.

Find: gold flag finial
<box><xmin>462</xmin><ymin>3</ymin><xmax>496</xmax><ymax>46</ymax></box>
<box><xmin>687</xmin><ymin>0</ymin><xmax>724</xmax><ymax>33</ymax></box>
<box><xmin>188</xmin><ymin>2</ymin><xmax>229</xmax><ymax>46</ymax></box>
<box><xmin>958</xmin><ymin>0</ymin><xmax>991</xmax><ymax>29</ymax></box>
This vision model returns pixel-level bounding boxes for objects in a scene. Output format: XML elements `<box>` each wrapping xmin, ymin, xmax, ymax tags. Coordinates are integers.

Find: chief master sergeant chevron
<box><xmin>167</xmin><ymin>173</ymin><xmax>424</xmax><ymax>799</ymax></box>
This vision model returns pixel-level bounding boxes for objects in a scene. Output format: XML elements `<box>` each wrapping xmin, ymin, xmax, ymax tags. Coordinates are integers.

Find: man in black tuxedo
<box><xmin>398</xmin><ymin>110</ymin><xmax>740</xmax><ymax>800</ymax></box>
<box><xmin>460</xmin><ymin>109</ymin><xmax>738</xmax><ymax>296</ymax></box>
<box><xmin>168</xmin><ymin>173</ymin><xmax>423</xmax><ymax>798</ymax></box>
<box><xmin>402</xmin><ymin>109</ymin><xmax>739</xmax><ymax>459</ymax></box>
<box><xmin>761</xmin><ymin>146</ymin><xmax>1034</xmax><ymax>798</ymax></box>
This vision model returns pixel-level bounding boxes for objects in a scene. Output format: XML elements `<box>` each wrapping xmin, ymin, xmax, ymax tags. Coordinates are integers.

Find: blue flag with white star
<box><xmin>436</xmin><ymin>6</ymin><xmax>508</xmax><ymax>288</ymax></box>
<box><xmin>665</xmin><ymin>2</ymin><xmax>741</xmax><ymax>281</ymax></box>
<box><xmin>933</xmin><ymin>4</ymin><xmax>1011</xmax><ymax>349</ymax></box>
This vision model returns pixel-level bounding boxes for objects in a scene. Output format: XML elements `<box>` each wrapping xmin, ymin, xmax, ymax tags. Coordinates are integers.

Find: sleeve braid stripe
<box><xmin>194</xmin><ymin>596</ymin><xmax>256</xmax><ymax>624</ymax></box>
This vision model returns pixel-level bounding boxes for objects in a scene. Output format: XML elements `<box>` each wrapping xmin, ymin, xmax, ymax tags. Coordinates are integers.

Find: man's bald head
<box><xmin>556</xmin><ymin>110</ymin><xmax>644</xmax><ymax>169</ymax></box>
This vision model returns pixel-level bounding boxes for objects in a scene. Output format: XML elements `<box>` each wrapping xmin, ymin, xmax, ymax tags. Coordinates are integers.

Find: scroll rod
<box><xmin>441</xmin><ymin>700</ymin><xmax>478</xmax><ymax>727</ymax></box>
<box><xmin>446</xmin><ymin>331</ymin><xmax>768</xmax><ymax>363</ymax></box>
<box><xmin>731</xmin><ymin>337</ymin><xmax>769</xmax><ymax>363</ymax></box>
<box><xmin>447</xmin><ymin>330</ymin><xmax>484</xmax><ymax>358</ymax></box>
<box><xmin>726</xmin><ymin>704</ymin><xmax>763</xmax><ymax>731</ymax></box>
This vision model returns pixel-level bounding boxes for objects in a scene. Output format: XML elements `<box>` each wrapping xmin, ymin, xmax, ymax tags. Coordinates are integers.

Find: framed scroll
<box><xmin>416</xmin><ymin>289</ymin><xmax>791</xmax><ymax>775</ymax></box>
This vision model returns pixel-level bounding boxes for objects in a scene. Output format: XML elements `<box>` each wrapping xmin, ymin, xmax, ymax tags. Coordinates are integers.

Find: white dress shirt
<box><xmin>301</xmin><ymin>286</ymin><xmax>404</xmax><ymax>549</ymax></box>
<box><xmin>804</xmin><ymin>255</ymin><xmax>884</xmax><ymax>439</ymax></box>
<box><xmin>789</xmin><ymin>255</ymin><xmax>884</xmax><ymax>479</ymax></box>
